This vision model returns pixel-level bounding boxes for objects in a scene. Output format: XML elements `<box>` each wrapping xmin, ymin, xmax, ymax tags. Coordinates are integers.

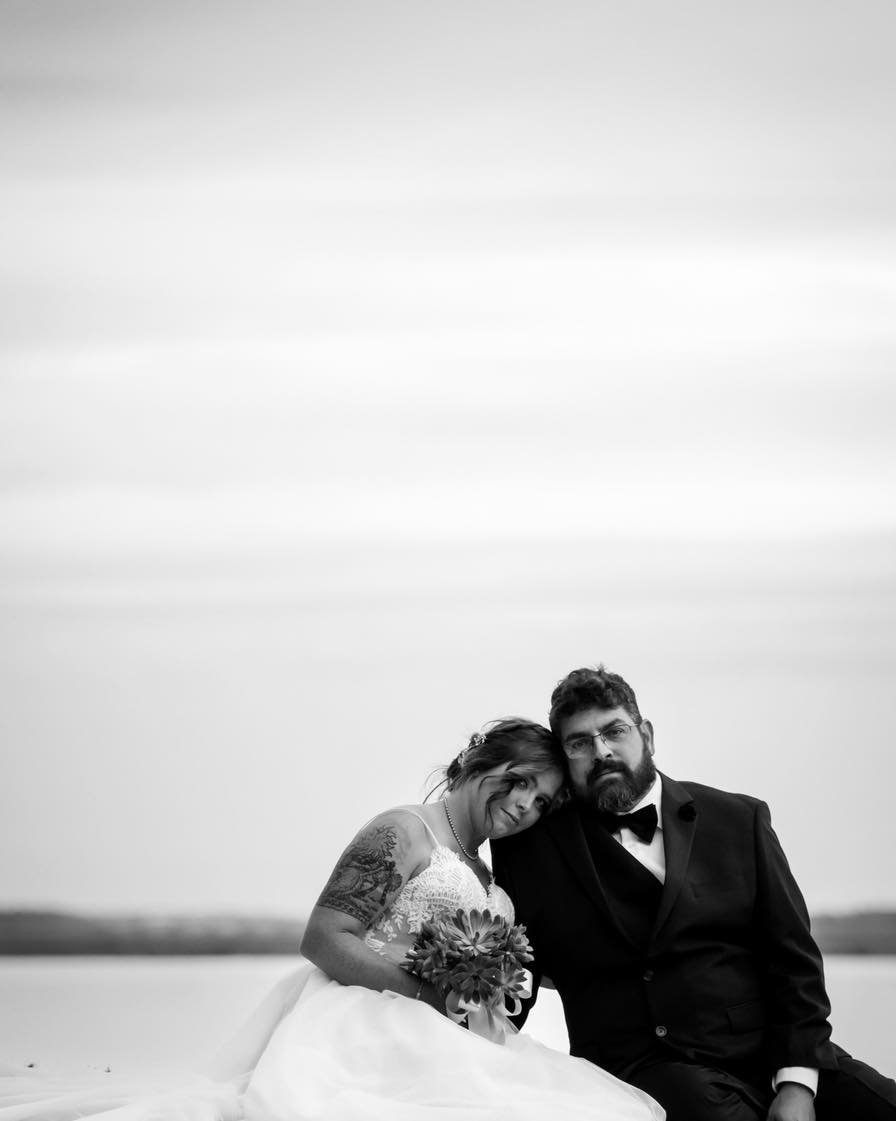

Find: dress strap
<box><xmin>394</xmin><ymin>806</ymin><xmax>495</xmax><ymax>889</ymax></box>
<box><xmin>393</xmin><ymin>807</ymin><xmax>443</xmax><ymax>849</ymax></box>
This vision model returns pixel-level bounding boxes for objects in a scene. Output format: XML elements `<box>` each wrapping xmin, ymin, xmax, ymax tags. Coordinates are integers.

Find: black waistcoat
<box><xmin>579</xmin><ymin>809</ymin><xmax>662</xmax><ymax>949</ymax></box>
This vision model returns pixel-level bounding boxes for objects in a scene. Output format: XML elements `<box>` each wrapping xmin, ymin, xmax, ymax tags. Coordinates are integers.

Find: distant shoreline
<box><xmin>0</xmin><ymin>911</ymin><xmax>306</xmax><ymax>955</ymax></box>
<box><xmin>810</xmin><ymin>912</ymin><xmax>896</xmax><ymax>955</ymax></box>
<box><xmin>2</xmin><ymin>909</ymin><xmax>895</xmax><ymax>955</ymax></box>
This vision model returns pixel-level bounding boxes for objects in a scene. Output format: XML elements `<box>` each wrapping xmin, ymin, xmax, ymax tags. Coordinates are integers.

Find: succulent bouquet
<box><xmin>404</xmin><ymin>908</ymin><xmax>534</xmax><ymax>1042</ymax></box>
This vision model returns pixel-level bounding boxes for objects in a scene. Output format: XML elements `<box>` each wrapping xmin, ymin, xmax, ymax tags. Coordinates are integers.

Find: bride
<box><xmin>2</xmin><ymin>719</ymin><xmax>663</xmax><ymax>1121</ymax></box>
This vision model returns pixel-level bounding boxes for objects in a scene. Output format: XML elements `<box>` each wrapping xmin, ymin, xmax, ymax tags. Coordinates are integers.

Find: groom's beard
<box><xmin>581</xmin><ymin>750</ymin><xmax>657</xmax><ymax>813</ymax></box>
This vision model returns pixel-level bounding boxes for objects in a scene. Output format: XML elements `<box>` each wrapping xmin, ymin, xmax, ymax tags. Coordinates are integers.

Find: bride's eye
<box><xmin>513</xmin><ymin>777</ymin><xmax>529</xmax><ymax>789</ymax></box>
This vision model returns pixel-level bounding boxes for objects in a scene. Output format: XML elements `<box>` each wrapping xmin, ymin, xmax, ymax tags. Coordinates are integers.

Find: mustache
<box><xmin>587</xmin><ymin>761</ymin><xmax>627</xmax><ymax>785</ymax></box>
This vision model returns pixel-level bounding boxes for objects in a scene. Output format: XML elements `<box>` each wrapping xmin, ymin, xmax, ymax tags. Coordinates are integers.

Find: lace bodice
<box><xmin>363</xmin><ymin>813</ymin><xmax>515</xmax><ymax>966</ymax></box>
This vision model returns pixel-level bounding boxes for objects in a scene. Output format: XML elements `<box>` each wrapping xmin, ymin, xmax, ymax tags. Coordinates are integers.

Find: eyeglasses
<box><xmin>562</xmin><ymin>722</ymin><xmax>641</xmax><ymax>758</ymax></box>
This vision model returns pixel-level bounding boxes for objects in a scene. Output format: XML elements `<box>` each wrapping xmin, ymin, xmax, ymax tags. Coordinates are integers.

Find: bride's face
<box><xmin>473</xmin><ymin>764</ymin><xmax>564</xmax><ymax>840</ymax></box>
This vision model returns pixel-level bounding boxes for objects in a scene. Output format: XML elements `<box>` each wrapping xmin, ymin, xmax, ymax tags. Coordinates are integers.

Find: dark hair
<box><xmin>433</xmin><ymin>718</ymin><xmax>568</xmax><ymax>818</ymax></box>
<box><xmin>548</xmin><ymin>665</ymin><xmax>643</xmax><ymax>735</ymax></box>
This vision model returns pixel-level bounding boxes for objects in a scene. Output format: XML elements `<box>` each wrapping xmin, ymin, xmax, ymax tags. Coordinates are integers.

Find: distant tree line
<box><xmin>1</xmin><ymin>909</ymin><xmax>895</xmax><ymax>955</ymax></box>
<box><xmin>0</xmin><ymin>911</ymin><xmax>306</xmax><ymax>954</ymax></box>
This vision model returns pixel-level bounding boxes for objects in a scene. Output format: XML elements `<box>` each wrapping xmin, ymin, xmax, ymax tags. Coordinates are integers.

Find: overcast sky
<box><xmin>2</xmin><ymin>0</ymin><xmax>895</xmax><ymax>917</ymax></box>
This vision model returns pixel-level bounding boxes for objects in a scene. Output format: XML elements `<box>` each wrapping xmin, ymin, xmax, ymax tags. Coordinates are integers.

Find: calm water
<box><xmin>1</xmin><ymin>956</ymin><xmax>893</xmax><ymax>1076</ymax></box>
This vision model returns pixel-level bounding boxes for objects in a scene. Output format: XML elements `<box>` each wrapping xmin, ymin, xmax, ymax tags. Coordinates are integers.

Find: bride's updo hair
<box><xmin>440</xmin><ymin>718</ymin><xmax>568</xmax><ymax>817</ymax></box>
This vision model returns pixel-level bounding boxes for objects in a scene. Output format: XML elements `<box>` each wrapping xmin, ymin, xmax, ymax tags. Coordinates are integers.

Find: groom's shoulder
<box><xmin>492</xmin><ymin>802</ymin><xmax>576</xmax><ymax>860</ymax></box>
<box><xmin>668</xmin><ymin>775</ymin><xmax>768</xmax><ymax>818</ymax></box>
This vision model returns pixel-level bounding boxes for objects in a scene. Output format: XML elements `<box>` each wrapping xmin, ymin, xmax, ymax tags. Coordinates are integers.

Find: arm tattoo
<box><xmin>316</xmin><ymin>824</ymin><xmax>405</xmax><ymax>925</ymax></box>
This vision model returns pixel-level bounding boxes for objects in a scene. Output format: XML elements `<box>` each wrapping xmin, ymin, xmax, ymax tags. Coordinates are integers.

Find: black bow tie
<box><xmin>598</xmin><ymin>804</ymin><xmax>658</xmax><ymax>844</ymax></box>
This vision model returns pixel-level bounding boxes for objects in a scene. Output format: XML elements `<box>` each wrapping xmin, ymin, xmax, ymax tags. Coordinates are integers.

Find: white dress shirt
<box><xmin>603</xmin><ymin>777</ymin><xmax>818</xmax><ymax>1098</ymax></box>
<box><xmin>606</xmin><ymin>776</ymin><xmax>665</xmax><ymax>882</ymax></box>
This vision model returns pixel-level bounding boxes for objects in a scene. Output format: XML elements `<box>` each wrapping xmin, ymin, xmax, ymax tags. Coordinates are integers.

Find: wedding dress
<box><xmin>0</xmin><ymin>810</ymin><xmax>664</xmax><ymax>1121</ymax></box>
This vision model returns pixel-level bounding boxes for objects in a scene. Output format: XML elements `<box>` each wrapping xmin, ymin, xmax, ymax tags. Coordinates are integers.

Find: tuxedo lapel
<box><xmin>651</xmin><ymin>773</ymin><xmax>697</xmax><ymax>941</ymax></box>
<box><xmin>544</xmin><ymin>806</ymin><xmax>632</xmax><ymax>943</ymax></box>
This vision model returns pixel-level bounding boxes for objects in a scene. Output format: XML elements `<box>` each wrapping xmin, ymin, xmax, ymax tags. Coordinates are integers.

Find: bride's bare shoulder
<box><xmin>359</xmin><ymin>804</ymin><xmax>441</xmax><ymax>866</ymax></box>
<box><xmin>368</xmin><ymin>803</ymin><xmax>440</xmax><ymax>834</ymax></box>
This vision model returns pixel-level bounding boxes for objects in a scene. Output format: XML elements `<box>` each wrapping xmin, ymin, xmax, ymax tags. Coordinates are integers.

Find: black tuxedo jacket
<box><xmin>491</xmin><ymin>774</ymin><xmax>838</xmax><ymax>1081</ymax></box>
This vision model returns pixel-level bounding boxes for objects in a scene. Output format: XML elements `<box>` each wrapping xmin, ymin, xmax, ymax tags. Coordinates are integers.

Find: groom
<box><xmin>492</xmin><ymin>665</ymin><xmax>896</xmax><ymax>1121</ymax></box>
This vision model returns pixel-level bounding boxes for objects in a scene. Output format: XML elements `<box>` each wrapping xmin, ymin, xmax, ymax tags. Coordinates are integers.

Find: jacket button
<box><xmin>642</xmin><ymin>969</ymin><xmax>654</xmax><ymax>982</ymax></box>
<box><xmin>655</xmin><ymin>1025</ymin><xmax>668</xmax><ymax>1038</ymax></box>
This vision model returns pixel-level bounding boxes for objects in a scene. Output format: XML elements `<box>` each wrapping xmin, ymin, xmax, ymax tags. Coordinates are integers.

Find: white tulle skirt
<box><xmin>0</xmin><ymin>963</ymin><xmax>664</xmax><ymax>1121</ymax></box>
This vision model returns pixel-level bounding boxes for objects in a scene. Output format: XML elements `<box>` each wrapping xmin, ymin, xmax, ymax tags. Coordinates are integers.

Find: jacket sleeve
<box><xmin>753</xmin><ymin>799</ymin><xmax>837</xmax><ymax>1070</ymax></box>
<box><xmin>491</xmin><ymin>838</ymin><xmax>542</xmax><ymax>1028</ymax></box>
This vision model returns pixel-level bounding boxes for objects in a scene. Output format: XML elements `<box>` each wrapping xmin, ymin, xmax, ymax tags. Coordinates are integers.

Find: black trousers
<box><xmin>627</xmin><ymin>1047</ymin><xmax>896</xmax><ymax>1121</ymax></box>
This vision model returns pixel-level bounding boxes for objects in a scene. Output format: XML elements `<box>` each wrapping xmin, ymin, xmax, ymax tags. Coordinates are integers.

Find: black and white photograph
<box><xmin>2</xmin><ymin>2</ymin><xmax>895</xmax><ymax>1119</ymax></box>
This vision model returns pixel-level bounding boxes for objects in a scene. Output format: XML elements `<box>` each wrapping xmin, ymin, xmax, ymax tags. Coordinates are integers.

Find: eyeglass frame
<box><xmin>561</xmin><ymin>721</ymin><xmax>643</xmax><ymax>759</ymax></box>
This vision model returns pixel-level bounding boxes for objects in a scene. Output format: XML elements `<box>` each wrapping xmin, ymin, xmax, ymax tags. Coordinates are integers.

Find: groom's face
<box><xmin>559</xmin><ymin>706</ymin><xmax>656</xmax><ymax>813</ymax></box>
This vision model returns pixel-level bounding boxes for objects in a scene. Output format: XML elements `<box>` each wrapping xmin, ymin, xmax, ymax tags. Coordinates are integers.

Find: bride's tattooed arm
<box><xmin>301</xmin><ymin>815</ymin><xmax>442</xmax><ymax>1010</ymax></box>
<box><xmin>316</xmin><ymin>824</ymin><xmax>406</xmax><ymax>924</ymax></box>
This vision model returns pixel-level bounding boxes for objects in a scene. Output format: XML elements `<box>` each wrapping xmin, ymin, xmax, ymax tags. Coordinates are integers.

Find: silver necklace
<box><xmin>443</xmin><ymin>800</ymin><xmax>479</xmax><ymax>861</ymax></box>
